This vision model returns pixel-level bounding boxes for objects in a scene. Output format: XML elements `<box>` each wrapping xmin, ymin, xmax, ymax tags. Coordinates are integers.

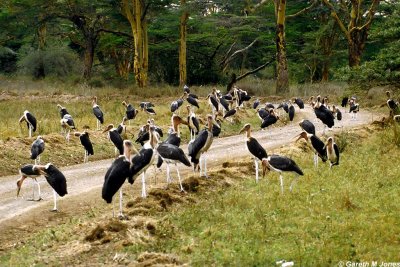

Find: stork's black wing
<box><xmin>43</xmin><ymin>165</ymin><xmax>67</xmax><ymax>197</ymax></box>
<box><xmin>109</xmin><ymin>131</ymin><xmax>124</xmax><ymax>155</ymax></box>
<box><xmin>26</xmin><ymin>112</ymin><xmax>37</xmax><ymax>132</ymax></box>
<box><xmin>310</xmin><ymin>136</ymin><xmax>327</xmax><ymax>161</ymax></box>
<box><xmin>93</xmin><ymin>106</ymin><xmax>104</xmax><ymax>124</ymax></box>
<box><xmin>157</xmin><ymin>143</ymin><xmax>191</xmax><ymax>166</ymax></box>
<box><xmin>20</xmin><ymin>164</ymin><xmax>40</xmax><ymax>176</ymax></box>
<box><xmin>80</xmin><ymin>134</ymin><xmax>94</xmax><ymax>155</ymax></box>
<box><xmin>268</xmin><ymin>155</ymin><xmax>303</xmax><ymax>175</ymax></box>
<box><xmin>129</xmin><ymin>148</ymin><xmax>154</xmax><ymax>184</ymax></box>
<box><xmin>188</xmin><ymin>130</ymin><xmax>208</xmax><ymax>164</ymax></box>
<box><xmin>247</xmin><ymin>137</ymin><xmax>267</xmax><ymax>160</ymax></box>
<box><xmin>102</xmin><ymin>157</ymin><xmax>130</xmax><ymax>203</ymax></box>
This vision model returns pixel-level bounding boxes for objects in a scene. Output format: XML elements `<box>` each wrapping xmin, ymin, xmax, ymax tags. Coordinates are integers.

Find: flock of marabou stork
<box><xmin>15</xmin><ymin>85</ymin><xmax>397</xmax><ymax>218</ymax></box>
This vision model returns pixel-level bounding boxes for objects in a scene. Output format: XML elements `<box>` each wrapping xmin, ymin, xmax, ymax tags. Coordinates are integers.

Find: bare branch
<box><xmin>222</xmin><ymin>38</ymin><xmax>258</xmax><ymax>72</ymax></box>
<box><xmin>98</xmin><ymin>29</ymin><xmax>133</xmax><ymax>38</ymax></box>
<box><xmin>219</xmin><ymin>41</ymin><xmax>236</xmax><ymax>67</ymax></box>
<box><xmin>286</xmin><ymin>0</ymin><xmax>318</xmax><ymax>19</ymax></box>
<box><xmin>236</xmin><ymin>59</ymin><xmax>274</xmax><ymax>81</ymax></box>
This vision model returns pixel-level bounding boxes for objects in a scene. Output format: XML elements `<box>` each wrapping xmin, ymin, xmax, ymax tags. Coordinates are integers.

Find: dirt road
<box><xmin>0</xmin><ymin>106</ymin><xmax>374</xmax><ymax>230</ymax></box>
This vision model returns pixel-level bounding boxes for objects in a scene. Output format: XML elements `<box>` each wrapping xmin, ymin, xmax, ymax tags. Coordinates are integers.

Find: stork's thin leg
<box><xmin>204</xmin><ymin>153</ymin><xmax>208</xmax><ymax>178</ymax></box>
<box><xmin>112</xmin><ymin>201</ymin><xmax>115</xmax><ymax>218</ymax></box>
<box><xmin>29</xmin><ymin>125</ymin><xmax>32</xmax><ymax>138</ymax></box>
<box><xmin>35</xmin><ymin>179</ymin><xmax>42</xmax><ymax>201</ymax></box>
<box><xmin>199</xmin><ymin>156</ymin><xmax>203</xmax><ymax>177</ymax></box>
<box><xmin>166</xmin><ymin>163</ymin><xmax>171</xmax><ymax>184</ymax></box>
<box><xmin>279</xmin><ymin>174</ymin><xmax>284</xmax><ymax>194</ymax></box>
<box><xmin>255</xmin><ymin>158</ymin><xmax>259</xmax><ymax>183</ymax></box>
<box><xmin>141</xmin><ymin>171</ymin><xmax>147</xmax><ymax>198</ymax></box>
<box><xmin>52</xmin><ymin>190</ymin><xmax>58</xmax><ymax>211</ymax></box>
<box><xmin>118</xmin><ymin>188</ymin><xmax>124</xmax><ymax>218</ymax></box>
<box><xmin>66</xmin><ymin>129</ymin><xmax>70</xmax><ymax>143</ymax></box>
<box><xmin>34</xmin><ymin>158</ymin><xmax>38</xmax><ymax>165</ymax></box>
<box><xmin>290</xmin><ymin>175</ymin><xmax>299</xmax><ymax>192</ymax></box>
<box><xmin>175</xmin><ymin>164</ymin><xmax>185</xmax><ymax>192</ymax></box>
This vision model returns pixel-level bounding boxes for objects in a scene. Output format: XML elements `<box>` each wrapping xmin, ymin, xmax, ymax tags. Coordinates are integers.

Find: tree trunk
<box><xmin>321</xmin><ymin>62</ymin><xmax>329</xmax><ymax>82</ymax></box>
<box><xmin>83</xmin><ymin>37</ymin><xmax>96</xmax><ymax>80</ymax></box>
<box><xmin>275</xmin><ymin>0</ymin><xmax>289</xmax><ymax>93</ymax></box>
<box><xmin>348</xmin><ymin>29</ymin><xmax>367</xmax><ymax>67</ymax></box>
<box><xmin>179</xmin><ymin>0</ymin><xmax>189</xmax><ymax>87</ymax></box>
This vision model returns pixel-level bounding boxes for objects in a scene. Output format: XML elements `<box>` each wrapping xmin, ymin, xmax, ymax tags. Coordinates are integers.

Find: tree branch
<box><xmin>219</xmin><ymin>41</ymin><xmax>236</xmax><ymax>67</ymax></box>
<box><xmin>286</xmin><ymin>0</ymin><xmax>318</xmax><ymax>19</ymax></box>
<box><xmin>236</xmin><ymin>59</ymin><xmax>274</xmax><ymax>81</ymax></box>
<box><xmin>356</xmin><ymin>0</ymin><xmax>381</xmax><ymax>32</ymax></box>
<box><xmin>222</xmin><ymin>38</ymin><xmax>258</xmax><ymax>72</ymax></box>
<box><xmin>321</xmin><ymin>0</ymin><xmax>350</xmax><ymax>41</ymax></box>
<box><xmin>98</xmin><ymin>29</ymin><xmax>133</xmax><ymax>38</ymax></box>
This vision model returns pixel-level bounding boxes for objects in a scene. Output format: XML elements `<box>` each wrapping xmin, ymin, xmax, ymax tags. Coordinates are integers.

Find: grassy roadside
<box><xmin>1</xmin><ymin>123</ymin><xmax>399</xmax><ymax>266</ymax></box>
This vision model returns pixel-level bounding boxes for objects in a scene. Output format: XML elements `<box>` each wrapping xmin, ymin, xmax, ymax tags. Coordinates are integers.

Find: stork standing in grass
<box><xmin>30</xmin><ymin>136</ymin><xmax>45</xmax><ymax>165</ymax></box>
<box><xmin>102</xmin><ymin>140</ymin><xmax>137</xmax><ymax>218</ymax></box>
<box><xmin>92</xmin><ymin>96</ymin><xmax>104</xmax><ymax>130</ymax></box>
<box><xmin>74</xmin><ymin>131</ymin><xmax>94</xmax><ymax>163</ymax></box>
<box><xmin>17</xmin><ymin>163</ymin><xmax>67</xmax><ymax>211</ymax></box>
<box><xmin>188</xmin><ymin>114</ymin><xmax>218</xmax><ymax>177</ymax></box>
<box><xmin>325</xmin><ymin>137</ymin><xmax>339</xmax><ymax>169</ymax></box>
<box><xmin>186</xmin><ymin>105</ymin><xmax>199</xmax><ymax>141</ymax></box>
<box><xmin>261</xmin><ymin>155</ymin><xmax>303</xmax><ymax>193</ymax></box>
<box><xmin>19</xmin><ymin>110</ymin><xmax>37</xmax><ymax>138</ymax></box>
<box><xmin>103</xmin><ymin>124</ymin><xmax>124</xmax><ymax>156</ymax></box>
<box><xmin>60</xmin><ymin>114</ymin><xmax>76</xmax><ymax>142</ymax></box>
<box><xmin>386</xmin><ymin>91</ymin><xmax>400</xmax><ymax>115</ymax></box>
<box><xmin>122</xmin><ymin>101</ymin><xmax>138</xmax><ymax>124</ymax></box>
<box><xmin>239</xmin><ymin>123</ymin><xmax>267</xmax><ymax>182</ymax></box>
<box><xmin>296</xmin><ymin>131</ymin><xmax>327</xmax><ymax>168</ymax></box>
<box><xmin>57</xmin><ymin>104</ymin><xmax>69</xmax><ymax>118</ymax></box>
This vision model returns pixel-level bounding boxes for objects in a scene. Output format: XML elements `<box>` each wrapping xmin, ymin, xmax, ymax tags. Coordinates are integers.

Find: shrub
<box><xmin>17</xmin><ymin>46</ymin><xmax>82</xmax><ymax>79</ymax></box>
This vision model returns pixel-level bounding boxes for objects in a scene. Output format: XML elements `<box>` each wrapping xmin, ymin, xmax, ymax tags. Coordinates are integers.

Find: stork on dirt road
<box><xmin>17</xmin><ymin>163</ymin><xmax>67</xmax><ymax>211</ymax></box>
<box><xmin>102</xmin><ymin>140</ymin><xmax>137</xmax><ymax>218</ymax></box>
<box><xmin>239</xmin><ymin>123</ymin><xmax>267</xmax><ymax>183</ymax></box>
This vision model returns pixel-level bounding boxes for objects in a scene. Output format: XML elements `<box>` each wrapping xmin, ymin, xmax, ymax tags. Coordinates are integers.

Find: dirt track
<box><xmin>0</xmin><ymin>106</ymin><xmax>374</xmax><ymax>242</ymax></box>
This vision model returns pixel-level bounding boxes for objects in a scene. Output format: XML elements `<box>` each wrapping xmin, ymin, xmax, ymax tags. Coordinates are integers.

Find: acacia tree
<box><xmin>275</xmin><ymin>0</ymin><xmax>289</xmax><ymax>92</ymax></box>
<box><xmin>322</xmin><ymin>0</ymin><xmax>381</xmax><ymax>67</ymax></box>
<box><xmin>122</xmin><ymin>0</ymin><xmax>149</xmax><ymax>87</ymax></box>
<box><xmin>179</xmin><ymin>0</ymin><xmax>189</xmax><ymax>87</ymax></box>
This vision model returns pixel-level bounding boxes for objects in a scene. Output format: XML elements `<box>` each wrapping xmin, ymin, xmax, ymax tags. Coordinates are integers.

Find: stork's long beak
<box><xmin>16</xmin><ymin>176</ymin><xmax>25</xmax><ymax>197</ymax></box>
<box><xmin>239</xmin><ymin>125</ymin><xmax>247</xmax><ymax>134</ymax></box>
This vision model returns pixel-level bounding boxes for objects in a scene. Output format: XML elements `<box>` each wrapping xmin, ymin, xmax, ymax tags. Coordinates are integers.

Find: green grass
<box><xmin>142</xmin><ymin>127</ymin><xmax>400</xmax><ymax>266</ymax></box>
<box><xmin>1</xmin><ymin>125</ymin><xmax>399</xmax><ymax>265</ymax></box>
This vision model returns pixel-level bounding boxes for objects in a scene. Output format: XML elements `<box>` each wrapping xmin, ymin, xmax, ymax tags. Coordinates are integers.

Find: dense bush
<box><xmin>17</xmin><ymin>46</ymin><xmax>82</xmax><ymax>79</ymax></box>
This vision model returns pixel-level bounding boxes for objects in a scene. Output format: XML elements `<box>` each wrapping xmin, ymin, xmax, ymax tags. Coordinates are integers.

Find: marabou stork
<box><xmin>265</xmin><ymin>103</ymin><xmax>275</xmax><ymax>110</ymax></box>
<box><xmin>183</xmin><ymin>84</ymin><xmax>190</xmax><ymax>93</ymax></box>
<box><xmin>332</xmin><ymin>105</ymin><xmax>342</xmax><ymax>127</ymax></box>
<box><xmin>17</xmin><ymin>164</ymin><xmax>42</xmax><ymax>201</ymax></box>
<box><xmin>92</xmin><ymin>96</ymin><xmax>104</xmax><ymax>130</ymax></box>
<box><xmin>261</xmin><ymin>109</ymin><xmax>279</xmax><ymax>129</ymax></box>
<box><xmin>102</xmin><ymin>140</ymin><xmax>137</xmax><ymax>218</ymax></box>
<box><xmin>188</xmin><ymin>114</ymin><xmax>218</xmax><ymax>177</ymax></box>
<box><xmin>212</xmin><ymin>114</ymin><xmax>222</xmax><ymax>137</ymax></box>
<box><xmin>60</xmin><ymin>114</ymin><xmax>76</xmax><ymax>142</ymax></box>
<box><xmin>103</xmin><ymin>124</ymin><xmax>124</xmax><ymax>156</ymax></box>
<box><xmin>17</xmin><ymin>163</ymin><xmax>67</xmax><ymax>211</ymax></box>
<box><xmin>239</xmin><ymin>123</ymin><xmax>268</xmax><ymax>182</ymax></box>
<box><xmin>296</xmin><ymin>131</ymin><xmax>327</xmax><ymax>168</ymax></box>
<box><xmin>141</xmin><ymin>102</ymin><xmax>156</xmax><ymax>115</ymax></box>
<box><xmin>292</xmin><ymin>97</ymin><xmax>304</xmax><ymax>109</ymax></box>
<box><xmin>19</xmin><ymin>110</ymin><xmax>37</xmax><ymax>138</ymax></box>
<box><xmin>116</xmin><ymin>117</ymin><xmax>128</xmax><ymax>137</ymax></box>
<box><xmin>130</xmin><ymin>125</ymin><xmax>158</xmax><ymax>198</ymax></box>
<box><xmin>186</xmin><ymin>105</ymin><xmax>200</xmax><ymax>141</ymax></box>
<box><xmin>257</xmin><ymin>108</ymin><xmax>270</xmax><ymax>122</ymax></box>
<box><xmin>261</xmin><ymin>155</ymin><xmax>303</xmax><ymax>193</ymax></box>
<box><xmin>341</xmin><ymin>97</ymin><xmax>349</xmax><ymax>108</ymax></box>
<box><xmin>74</xmin><ymin>131</ymin><xmax>94</xmax><ymax>163</ymax></box>
<box><xmin>253</xmin><ymin>98</ymin><xmax>260</xmax><ymax>109</ymax></box>
<box><xmin>57</xmin><ymin>104</ymin><xmax>69</xmax><ymax>119</ymax></box>
<box><xmin>277</xmin><ymin>102</ymin><xmax>289</xmax><ymax>113</ymax></box>
<box><xmin>157</xmin><ymin>115</ymin><xmax>188</xmax><ymax>168</ymax></box>
<box><xmin>386</xmin><ymin>91</ymin><xmax>399</xmax><ymax>115</ymax></box>
<box><xmin>299</xmin><ymin>119</ymin><xmax>316</xmax><ymax>135</ymax></box>
<box><xmin>184</xmin><ymin>91</ymin><xmax>200</xmax><ymax>109</ymax></box>
<box><xmin>288</xmin><ymin>102</ymin><xmax>295</xmax><ymax>122</ymax></box>
<box><xmin>219</xmin><ymin>94</ymin><xmax>230</xmax><ymax>113</ymax></box>
<box><xmin>349</xmin><ymin>98</ymin><xmax>359</xmax><ymax>120</ymax></box>
<box><xmin>157</xmin><ymin>142</ymin><xmax>191</xmax><ymax>191</ymax></box>
<box><xmin>122</xmin><ymin>101</ymin><xmax>138</xmax><ymax>122</ymax></box>
<box><xmin>171</xmin><ymin>97</ymin><xmax>184</xmax><ymax>113</ymax></box>
<box><xmin>325</xmin><ymin>137</ymin><xmax>339</xmax><ymax>169</ymax></box>
<box><xmin>314</xmin><ymin>102</ymin><xmax>335</xmax><ymax>134</ymax></box>
<box><xmin>223</xmin><ymin>107</ymin><xmax>239</xmax><ymax>122</ymax></box>
<box><xmin>207</xmin><ymin>88</ymin><xmax>220</xmax><ymax>115</ymax></box>
<box><xmin>30</xmin><ymin>136</ymin><xmax>45</xmax><ymax>165</ymax></box>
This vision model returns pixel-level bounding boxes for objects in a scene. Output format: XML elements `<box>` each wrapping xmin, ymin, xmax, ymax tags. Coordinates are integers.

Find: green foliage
<box><xmin>17</xmin><ymin>46</ymin><xmax>82</xmax><ymax>79</ymax></box>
